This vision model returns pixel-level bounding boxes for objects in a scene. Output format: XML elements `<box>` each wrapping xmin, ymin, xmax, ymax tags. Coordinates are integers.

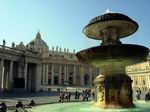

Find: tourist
<box><xmin>133</xmin><ymin>90</ymin><xmax>138</xmax><ymax>101</ymax></box>
<box><xmin>82</xmin><ymin>90</ymin><xmax>86</xmax><ymax>101</ymax></box>
<box><xmin>85</xmin><ymin>92</ymin><xmax>89</xmax><ymax>101</ymax></box>
<box><xmin>61</xmin><ymin>92</ymin><xmax>65</xmax><ymax>102</ymax></box>
<box><xmin>145</xmin><ymin>93</ymin><xmax>147</xmax><ymax>102</ymax></box>
<box><xmin>0</xmin><ymin>102</ymin><xmax>7</xmax><ymax>112</ymax></box>
<box><xmin>137</xmin><ymin>92</ymin><xmax>140</xmax><ymax>100</ymax></box>
<box><xmin>146</xmin><ymin>92</ymin><xmax>150</xmax><ymax>101</ymax></box>
<box><xmin>15</xmin><ymin>101</ymin><xmax>23</xmax><ymax>112</ymax></box>
<box><xmin>138</xmin><ymin>88</ymin><xmax>141</xmax><ymax>94</ymax></box>
<box><xmin>92</xmin><ymin>91</ymin><xmax>95</xmax><ymax>100</ymax></box>
<box><xmin>68</xmin><ymin>92</ymin><xmax>71</xmax><ymax>101</ymax></box>
<box><xmin>29</xmin><ymin>100</ymin><xmax>35</xmax><ymax>106</ymax></box>
<box><xmin>16</xmin><ymin>101</ymin><xmax>23</xmax><ymax>108</ymax></box>
<box><xmin>65</xmin><ymin>92</ymin><xmax>69</xmax><ymax>101</ymax></box>
<box><xmin>77</xmin><ymin>92</ymin><xmax>80</xmax><ymax>99</ymax></box>
<box><xmin>59</xmin><ymin>92</ymin><xmax>62</xmax><ymax>102</ymax></box>
<box><xmin>75</xmin><ymin>90</ymin><xmax>78</xmax><ymax>99</ymax></box>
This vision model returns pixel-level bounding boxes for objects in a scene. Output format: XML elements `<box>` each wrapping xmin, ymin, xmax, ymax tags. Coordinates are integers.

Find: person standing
<box><xmin>75</xmin><ymin>91</ymin><xmax>78</xmax><ymax>99</ymax></box>
<box><xmin>68</xmin><ymin>92</ymin><xmax>71</xmax><ymax>101</ymax></box>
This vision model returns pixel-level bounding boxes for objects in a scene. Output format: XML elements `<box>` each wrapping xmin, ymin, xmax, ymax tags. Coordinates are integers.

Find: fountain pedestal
<box><xmin>94</xmin><ymin>74</ymin><xmax>133</xmax><ymax>108</ymax></box>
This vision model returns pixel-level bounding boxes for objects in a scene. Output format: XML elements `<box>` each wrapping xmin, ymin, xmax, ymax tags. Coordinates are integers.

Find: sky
<box><xmin>0</xmin><ymin>0</ymin><xmax>149</xmax><ymax>52</ymax></box>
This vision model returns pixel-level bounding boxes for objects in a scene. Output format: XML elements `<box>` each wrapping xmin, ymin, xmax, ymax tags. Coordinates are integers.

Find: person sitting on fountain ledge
<box><xmin>0</xmin><ymin>102</ymin><xmax>7</xmax><ymax>112</ymax></box>
<box><xmin>16</xmin><ymin>101</ymin><xmax>23</xmax><ymax>108</ymax></box>
<box><xmin>29</xmin><ymin>100</ymin><xmax>35</xmax><ymax>106</ymax></box>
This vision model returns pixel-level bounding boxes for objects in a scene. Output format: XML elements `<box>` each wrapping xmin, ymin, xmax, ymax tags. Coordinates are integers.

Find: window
<box><xmin>48</xmin><ymin>79</ymin><xmax>51</xmax><ymax>85</ymax></box>
<box><xmin>84</xmin><ymin>74</ymin><xmax>89</xmax><ymax>85</ymax></box>
<box><xmin>143</xmin><ymin>80</ymin><xmax>145</xmax><ymax>85</ymax></box>
<box><xmin>135</xmin><ymin>80</ymin><xmax>138</xmax><ymax>85</ymax></box>
<box><xmin>54</xmin><ymin>76</ymin><xmax>59</xmax><ymax>85</ymax></box>
<box><xmin>69</xmin><ymin>77</ymin><xmax>73</xmax><ymax>85</ymax></box>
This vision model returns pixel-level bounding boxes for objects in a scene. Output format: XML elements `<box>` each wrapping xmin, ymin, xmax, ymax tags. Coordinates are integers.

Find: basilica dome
<box><xmin>27</xmin><ymin>31</ymin><xmax>49</xmax><ymax>55</ymax></box>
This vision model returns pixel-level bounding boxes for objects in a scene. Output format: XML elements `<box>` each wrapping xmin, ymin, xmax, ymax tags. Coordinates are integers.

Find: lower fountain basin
<box><xmin>76</xmin><ymin>44</ymin><xmax>149</xmax><ymax>74</ymax></box>
<box><xmin>27</xmin><ymin>101</ymin><xmax>150</xmax><ymax>112</ymax></box>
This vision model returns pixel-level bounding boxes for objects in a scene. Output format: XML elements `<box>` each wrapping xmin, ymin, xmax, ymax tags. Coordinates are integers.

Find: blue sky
<box><xmin>0</xmin><ymin>0</ymin><xmax>149</xmax><ymax>52</ymax></box>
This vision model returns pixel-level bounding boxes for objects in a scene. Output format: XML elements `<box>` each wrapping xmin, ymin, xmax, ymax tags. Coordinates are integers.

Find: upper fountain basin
<box><xmin>76</xmin><ymin>44</ymin><xmax>149</xmax><ymax>75</ymax></box>
<box><xmin>83</xmin><ymin>13</ymin><xmax>138</xmax><ymax>40</ymax></box>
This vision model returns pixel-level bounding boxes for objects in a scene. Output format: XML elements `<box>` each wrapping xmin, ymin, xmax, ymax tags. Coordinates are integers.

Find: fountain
<box><xmin>25</xmin><ymin>10</ymin><xmax>150</xmax><ymax>112</ymax></box>
<box><xmin>76</xmin><ymin>10</ymin><xmax>149</xmax><ymax>109</ymax></box>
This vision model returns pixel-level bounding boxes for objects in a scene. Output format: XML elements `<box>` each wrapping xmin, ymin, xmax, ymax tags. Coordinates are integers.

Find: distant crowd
<box><xmin>58</xmin><ymin>89</ymin><xmax>95</xmax><ymax>102</ymax></box>
<box><xmin>134</xmin><ymin>88</ymin><xmax>150</xmax><ymax>102</ymax></box>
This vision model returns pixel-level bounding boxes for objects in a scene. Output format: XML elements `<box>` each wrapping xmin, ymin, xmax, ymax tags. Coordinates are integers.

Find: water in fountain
<box><xmin>26</xmin><ymin>101</ymin><xmax>150</xmax><ymax>112</ymax></box>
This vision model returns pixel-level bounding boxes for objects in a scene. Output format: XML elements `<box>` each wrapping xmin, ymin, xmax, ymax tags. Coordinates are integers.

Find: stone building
<box><xmin>126</xmin><ymin>58</ymin><xmax>150</xmax><ymax>91</ymax></box>
<box><xmin>0</xmin><ymin>31</ymin><xmax>99</xmax><ymax>92</ymax></box>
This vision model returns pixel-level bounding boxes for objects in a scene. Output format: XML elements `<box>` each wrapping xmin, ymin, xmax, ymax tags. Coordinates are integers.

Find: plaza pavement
<box><xmin>0</xmin><ymin>91</ymin><xmax>93</xmax><ymax>110</ymax></box>
<box><xmin>0</xmin><ymin>90</ymin><xmax>148</xmax><ymax>110</ymax></box>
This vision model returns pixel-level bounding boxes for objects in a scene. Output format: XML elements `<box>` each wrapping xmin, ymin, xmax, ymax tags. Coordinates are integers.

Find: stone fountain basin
<box><xmin>76</xmin><ymin>44</ymin><xmax>149</xmax><ymax>75</ymax></box>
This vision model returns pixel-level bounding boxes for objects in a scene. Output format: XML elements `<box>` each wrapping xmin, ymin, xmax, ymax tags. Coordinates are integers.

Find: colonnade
<box><xmin>130</xmin><ymin>74</ymin><xmax>150</xmax><ymax>90</ymax></box>
<box><xmin>0</xmin><ymin>58</ymin><xmax>41</xmax><ymax>92</ymax></box>
<box><xmin>42</xmin><ymin>63</ymin><xmax>93</xmax><ymax>86</ymax></box>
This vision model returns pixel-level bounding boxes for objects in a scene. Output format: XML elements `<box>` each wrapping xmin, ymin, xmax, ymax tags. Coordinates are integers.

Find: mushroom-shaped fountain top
<box><xmin>83</xmin><ymin>10</ymin><xmax>138</xmax><ymax>40</ymax></box>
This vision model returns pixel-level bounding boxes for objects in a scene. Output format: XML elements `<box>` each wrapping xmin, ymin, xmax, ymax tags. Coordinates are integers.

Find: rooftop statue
<box><xmin>2</xmin><ymin>39</ymin><xmax>6</xmax><ymax>47</ymax></box>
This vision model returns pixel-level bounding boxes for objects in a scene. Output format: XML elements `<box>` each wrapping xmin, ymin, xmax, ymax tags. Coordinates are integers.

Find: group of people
<box><xmin>15</xmin><ymin>100</ymin><xmax>35</xmax><ymax>112</ymax></box>
<box><xmin>0</xmin><ymin>100</ymin><xmax>35</xmax><ymax>112</ymax></box>
<box><xmin>134</xmin><ymin>88</ymin><xmax>150</xmax><ymax>102</ymax></box>
<box><xmin>81</xmin><ymin>89</ymin><xmax>91</xmax><ymax>101</ymax></box>
<box><xmin>59</xmin><ymin>89</ymin><xmax>95</xmax><ymax>102</ymax></box>
<box><xmin>76</xmin><ymin>89</ymin><xmax>95</xmax><ymax>101</ymax></box>
<box><xmin>134</xmin><ymin>89</ymin><xmax>141</xmax><ymax>101</ymax></box>
<box><xmin>145</xmin><ymin>92</ymin><xmax>150</xmax><ymax>101</ymax></box>
<box><xmin>59</xmin><ymin>92</ymin><xmax>71</xmax><ymax>102</ymax></box>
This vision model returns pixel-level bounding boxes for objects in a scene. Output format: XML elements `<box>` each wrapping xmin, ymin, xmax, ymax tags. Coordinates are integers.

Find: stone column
<box><xmin>73</xmin><ymin>65</ymin><xmax>76</xmax><ymax>85</ymax></box>
<box><xmin>132</xmin><ymin>76</ymin><xmax>135</xmax><ymax>89</ymax></box>
<box><xmin>64</xmin><ymin>65</ymin><xmax>67</xmax><ymax>85</ymax></box>
<box><xmin>89</xmin><ymin>67</ymin><xmax>92</xmax><ymax>86</ymax></box>
<box><xmin>8</xmin><ymin>61</ymin><xmax>13</xmax><ymax>91</ymax></box>
<box><xmin>24</xmin><ymin>63</ymin><xmax>28</xmax><ymax>90</ymax></box>
<box><xmin>66</xmin><ymin>65</ymin><xmax>69</xmax><ymax>85</ymax></box>
<box><xmin>59</xmin><ymin>64</ymin><xmax>61</xmax><ymax>85</ymax></box>
<box><xmin>0</xmin><ymin>59</ymin><xmax>4</xmax><ymax>91</ymax></box>
<box><xmin>51</xmin><ymin>64</ymin><xmax>54</xmax><ymax>85</ymax></box>
<box><xmin>140</xmin><ymin>76</ymin><xmax>142</xmax><ymax>89</ymax></box>
<box><xmin>80</xmin><ymin>66</ymin><xmax>84</xmax><ymax>85</ymax></box>
<box><xmin>148</xmin><ymin>75</ymin><xmax>150</xmax><ymax>90</ymax></box>
<box><xmin>45</xmin><ymin>64</ymin><xmax>49</xmax><ymax>85</ymax></box>
<box><xmin>42</xmin><ymin>64</ymin><xmax>45</xmax><ymax>85</ymax></box>
<box><xmin>138</xmin><ymin>76</ymin><xmax>141</xmax><ymax>89</ymax></box>
<box><xmin>35</xmin><ymin>64</ymin><xmax>42</xmax><ymax>92</ymax></box>
<box><xmin>18</xmin><ymin>62</ymin><xmax>22</xmax><ymax>78</ymax></box>
<box><xmin>146</xmin><ymin>75</ymin><xmax>149</xmax><ymax>90</ymax></box>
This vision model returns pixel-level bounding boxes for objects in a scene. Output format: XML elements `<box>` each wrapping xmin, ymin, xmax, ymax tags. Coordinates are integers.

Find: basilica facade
<box><xmin>0</xmin><ymin>31</ymin><xmax>99</xmax><ymax>92</ymax></box>
<box><xmin>126</xmin><ymin>58</ymin><xmax>150</xmax><ymax>91</ymax></box>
